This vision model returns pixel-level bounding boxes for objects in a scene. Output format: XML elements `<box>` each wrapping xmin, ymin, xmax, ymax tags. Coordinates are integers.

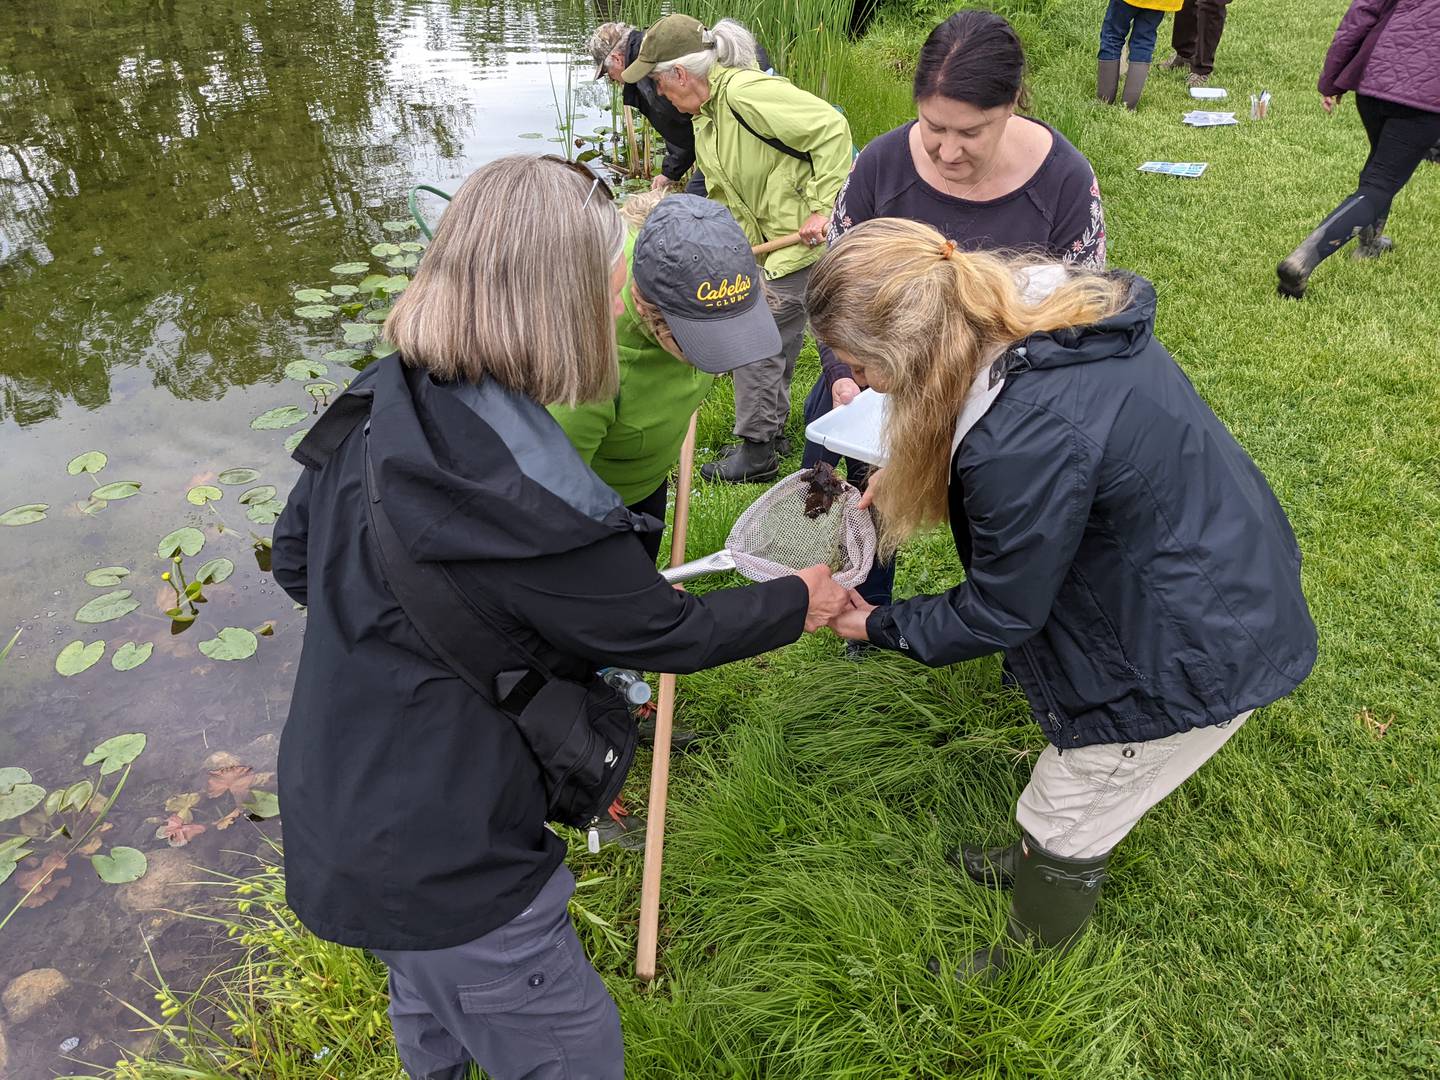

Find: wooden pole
<box><xmin>751</xmin><ymin>231</ymin><xmax>806</xmax><ymax>257</ymax></box>
<box><xmin>636</xmin><ymin>412</ymin><xmax>698</xmax><ymax>983</ymax></box>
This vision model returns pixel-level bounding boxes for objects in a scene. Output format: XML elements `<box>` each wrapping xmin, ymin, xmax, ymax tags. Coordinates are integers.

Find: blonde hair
<box><xmin>807</xmin><ymin>218</ymin><xmax>1131</xmax><ymax>557</ymax></box>
<box><xmin>618</xmin><ymin>188</ymin><xmax>668</xmax><ymax>229</ymax></box>
<box><xmin>654</xmin><ymin>18</ymin><xmax>758</xmax><ymax>81</ymax></box>
<box><xmin>384</xmin><ymin>155</ymin><xmax>625</xmax><ymax>406</ymax></box>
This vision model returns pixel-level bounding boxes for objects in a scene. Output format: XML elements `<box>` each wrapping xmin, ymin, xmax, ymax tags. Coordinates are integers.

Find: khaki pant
<box><xmin>1016</xmin><ymin>712</ymin><xmax>1252</xmax><ymax>859</ymax></box>
<box><xmin>732</xmin><ymin>265</ymin><xmax>812</xmax><ymax>442</ymax></box>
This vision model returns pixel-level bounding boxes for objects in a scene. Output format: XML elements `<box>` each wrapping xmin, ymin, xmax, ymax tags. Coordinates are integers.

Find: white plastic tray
<box><xmin>804</xmin><ymin>388</ymin><xmax>888</xmax><ymax>466</ymax></box>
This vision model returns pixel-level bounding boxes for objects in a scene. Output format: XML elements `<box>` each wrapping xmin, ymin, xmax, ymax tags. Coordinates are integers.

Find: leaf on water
<box><xmin>293</xmin><ymin>288</ymin><xmax>330</xmax><ymax>302</ymax></box>
<box><xmin>156</xmin><ymin>814</ymin><xmax>206</xmax><ymax>847</ymax></box>
<box><xmin>92</xmin><ymin>481</ymin><xmax>142</xmax><ymax>501</ymax></box>
<box><xmin>341</xmin><ymin>322</ymin><xmax>378</xmax><ymax>344</ymax></box>
<box><xmin>284</xmin><ymin>359</ymin><xmax>329</xmax><ymax>381</ymax></box>
<box><xmin>111</xmin><ymin>641</ymin><xmax>154</xmax><ymax>671</ymax></box>
<box><xmin>330</xmin><ymin>262</ymin><xmax>369</xmax><ymax>275</ymax></box>
<box><xmin>253</xmin><ymin>620</ymin><xmax>276</xmax><ymax>636</ymax></box>
<box><xmin>0</xmin><ymin>780</ymin><xmax>46</xmax><ymax>821</ymax></box>
<box><xmin>206</xmin><ymin>764</ymin><xmax>258</xmax><ymax>802</ymax></box>
<box><xmin>294</xmin><ymin>304</ymin><xmax>339</xmax><ymax>320</ymax></box>
<box><xmin>305</xmin><ymin>382</ymin><xmax>337</xmax><ymax>399</ymax></box>
<box><xmin>16</xmin><ymin>853</ymin><xmax>71</xmax><ymax>906</ymax></box>
<box><xmin>380</xmin><ymin>275</ymin><xmax>409</xmax><ymax>293</ymax></box>
<box><xmin>213</xmin><ymin>806</ymin><xmax>243</xmax><ymax>831</ymax></box>
<box><xmin>283</xmin><ymin>429</ymin><xmax>310</xmax><ymax>453</ymax></box>
<box><xmin>370</xmin><ymin>242</ymin><xmax>402</xmax><ymax>258</ymax></box>
<box><xmin>84</xmin><ymin>732</ymin><xmax>147</xmax><ymax>775</ymax></box>
<box><xmin>165</xmin><ymin>792</ymin><xmax>201</xmax><ymax>821</ymax></box>
<box><xmin>194</xmin><ymin>557</ymin><xmax>235</xmax><ymax>584</ymax></box>
<box><xmin>363</xmin><ymin>307</ymin><xmax>390</xmax><ymax>323</ymax></box>
<box><xmin>61</xmin><ymin>780</ymin><xmax>94</xmax><ymax>813</ymax></box>
<box><xmin>372</xmin><ymin>341</ymin><xmax>399</xmax><ymax>361</ymax></box>
<box><xmin>0</xmin><ymin>503</ymin><xmax>48</xmax><ymax>526</ymax></box>
<box><xmin>217</xmin><ymin>468</ymin><xmax>261</xmax><ymax>486</ymax></box>
<box><xmin>322</xmin><ymin>348</ymin><xmax>365</xmax><ymax>366</ymax></box>
<box><xmin>199</xmin><ymin>627</ymin><xmax>258</xmax><ymax>662</ymax></box>
<box><xmin>56</xmin><ymin>639</ymin><xmax>106</xmax><ymax>675</ymax></box>
<box><xmin>250</xmin><ymin>406</ymin><xmax>307</xmax><ymax>430</ymax></box>
<box><xmin>245</xmin><ymin>499</ymin><xmax>285</xmax><ymax>525</ymax></box>
<box><xmin>237</xmin><ymin>485</ymin><xmax>278</xmax><ymax>505</ymax></box>
<box><xmin>76</xmin><ymin>590</ymin><xmax>139</xmax><ymax>624</ymax></box>
<box><xmin>398</xmin><ymin>241</ymin><xmax>425</xmax><ymax>253</ymax></box>
<box><xmin>385</xmin><ymin>254</ymin><xmax>419</xmax><ymax>270</ymax></box>
<box><xmin>518</xmin><ymin>132</ymin><xmax>545</xmax><ymax>139</ymax></box>
<box><xmin>91</xmin><ymin>846</ymin><xmax>147</xmax><ymax>884</ymax></box>
<box><xmin>66</xmin><ymin>451</ymin><xmax>108</xmax><ymax>475</ymax></box>
<box><xmin>382</xmin><ymin>219</ymin><xmax>417</xmax><ymax>233</ymax></box>
<box><xmin>0</xmin><ymin>768</ymin><xmax>32</xmax><ymax>788</ymax></box>
<box><xmin>243</xmin><ymin>789</ymin><xmax>280</xmax><ymax>820</ymax></box>
<box><xmin>84</xmin><ymin>565</ymin><xmax>130</xmax><ymax>587</ymax></box>
<box><xmin>157</xmin><ymin>527</ymin><xmax>206</xmax><ymax>558</ymax></box>
<box><xmin>357</xmin><ymin>274</ymin><xmax>389</xmax><ymax>293</ymax></box>
<box><xmin>186</xmin><ymin>484</ymin><xmax>223</xmax><ymax>506</ymax></box>
<box><xmin>329</xmin><ymin>283</ymin><xmax>359</xmax><ymax>298</ymax></box>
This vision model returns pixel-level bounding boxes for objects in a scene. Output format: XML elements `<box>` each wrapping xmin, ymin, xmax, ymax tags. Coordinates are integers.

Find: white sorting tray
<box><xmin>804</xmin><ymin>388</ymin><xmax>888</xmax><ymax>467</ymax></box>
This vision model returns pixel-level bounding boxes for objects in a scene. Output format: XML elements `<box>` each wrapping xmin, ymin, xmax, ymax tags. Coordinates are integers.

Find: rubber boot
<box><xmin>1121</xmin><ymin>62</ymin><xmax>1151</xmax><ymax>110</ymax></box>
<box><xmin>1097</xmin><ymin>60</ymin><xmax>1121</xmax><ymax>105</ymax></box>
<box><xmin>1353</xmin><ymin>215</ymin><xmax>1393</xmax><ymax>260</ymax></box>
<box><xmin>1277</xmin><ymin>194</ymin><xmax>1374</xmax><ymax>299</ymax></box>
<box><xmin>950</xmin><ymin>840</ymin><xmax>1019</xmax><ymax>890</ymax></box>
<box><xmin>700</xmin><ymin>436</ymin><xmax>779</xmax><ymax>483</ymax></box>
<box><xmin>957</xmin><ymin>833</ymin><xmax>1110</xmax><ymax>980</ymax></box>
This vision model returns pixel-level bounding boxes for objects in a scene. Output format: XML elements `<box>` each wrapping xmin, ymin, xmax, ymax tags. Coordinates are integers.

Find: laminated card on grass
<box><xmin>804</xmin><ymin>388</ymin><xmax>888</xmax><ymax>467</ymax></box>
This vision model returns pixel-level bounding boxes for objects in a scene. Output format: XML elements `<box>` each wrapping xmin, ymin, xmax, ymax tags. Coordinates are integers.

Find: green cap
<box><xmin>620</xmin><ymin>14</ymin><xmax>708</xmax><ymax>83</ymax></box>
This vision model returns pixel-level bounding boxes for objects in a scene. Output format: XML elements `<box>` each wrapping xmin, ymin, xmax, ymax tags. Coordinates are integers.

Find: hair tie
<box><xmin>939</xmin><ymin>240</ymin><xmax>957</xmax><ymax>260</ymax></box>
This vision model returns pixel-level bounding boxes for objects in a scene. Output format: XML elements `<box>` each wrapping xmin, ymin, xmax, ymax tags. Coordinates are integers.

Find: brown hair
<box><xmin>807</xmin><ymin>218</ymin><xmax>1129</xmax><ymax>556</ymax></box>
<box><xmin>384</xmin><ymin>155</ymin><xmax>626</xmax><ymax>406</ymax></box>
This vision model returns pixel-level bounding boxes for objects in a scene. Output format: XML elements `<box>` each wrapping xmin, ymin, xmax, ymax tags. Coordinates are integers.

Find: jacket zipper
<box><xmin>1019</xmin><ymin>642</ymin><xmax>1069</xmax><ymax>742</ymax></box>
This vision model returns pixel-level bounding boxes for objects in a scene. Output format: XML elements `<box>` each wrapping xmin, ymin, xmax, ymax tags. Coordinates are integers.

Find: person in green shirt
<box><xmin>549</xmin><ymin>191</ymin><xmax>780</xmax><ymax>563</ymax></box>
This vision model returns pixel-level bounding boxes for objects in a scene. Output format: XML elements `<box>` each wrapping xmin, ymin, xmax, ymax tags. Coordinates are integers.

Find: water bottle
<box><xmin>600</xmin><ymin>667</ymin><xmax>652</xmax><ymax>707</ymax></box>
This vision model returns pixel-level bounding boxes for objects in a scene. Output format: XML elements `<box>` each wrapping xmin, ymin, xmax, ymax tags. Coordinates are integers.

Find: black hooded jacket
<box><xmin>866</xmin><ymin>277</ymin><xmax>1318</xmax><ymax>748</ymax></box>
<box><xmin>272</xmin><ymin>356</ymin><xmax>807</xmax><ymax>950</ymax></box>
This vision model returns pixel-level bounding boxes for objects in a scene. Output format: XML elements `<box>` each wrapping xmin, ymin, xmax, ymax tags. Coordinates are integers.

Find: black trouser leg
<box><xmin>1190</xmin><ymin>0</ymin><xmax>1231</xmax><ymax>76</ymax></box>
<box><xmin>627</xmin><ymin>481</ymin><xmax>669</xmax><ymax>565</ymax></box>
<box><xmin>1354</xmin><ymin>95</ymin><xmax>1440</xmax><ymax>221</ymax></box>
<box><xmin>1170</xmin><ymin>0</ymin><xmax>1198</xmax><ymax>63</ymax></box>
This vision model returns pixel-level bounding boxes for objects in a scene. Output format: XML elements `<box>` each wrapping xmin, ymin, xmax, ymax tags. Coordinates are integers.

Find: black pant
<box><xmin>627</xmin><ymin>481</ymin><xmax>669</xmax><ymax>565</ymax></box>
<box><xmin>1354</xmin><ymin>95</ymin><xmax>1440</xmax><ymax>221</ymax></box>
<box><xmin>1171</xmin><ymin>0</ymin><xmax>1231</xmax><ymax>76</ymax></box>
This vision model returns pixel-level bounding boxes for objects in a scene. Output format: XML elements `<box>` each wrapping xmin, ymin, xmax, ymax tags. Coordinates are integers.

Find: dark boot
<box><xmin>1121</xmin><ymin>62</ymin><xmax>1151</xmax><ymax>110</ymax></box>
<box><xmin>1097</xmin><ymin>60</ymin><xmax>1121</xmax><ymax>105</ymax></box>
<box><xmin>1277</xmin><ymin>194</ymin><xmax>1375</xmax><ymax>299</ymax></box>
<box><xmin>700</xmin><ymin>437</ymin><xmax>778</xmax><ymax>483</ymax></box>
<box><xmin>1158</xmin><ymin>51</ymin><xmax>1189</xmax><ymax>72</ymax></box>
<box><xmin>957</xmin><ymin>833</ymin><xmax>1110</xmax><ymax>980</ymax></box>
<box><xmin>1353</xmin><ymin>216</ymin><xmax>1393</xmax><ymax>260</ymax></box>
<box><xmin>949</xmin><ymin>840</ymin><xmax>1019</xmax><ymax>889</ymax></box>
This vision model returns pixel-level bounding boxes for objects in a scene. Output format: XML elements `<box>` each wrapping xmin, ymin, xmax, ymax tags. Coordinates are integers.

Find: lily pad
<box><xmin>381</xmin><ymin>275</ymin><xmax>410</xmax><ymax>293</ymax></box>
<box><xmin>111</xmin><ymin>641</ymin><xmax>154</xmax><ymax>671</ymax></box>
<box><xmin>0</xmin><ymin>776</ymin><xmax>46</xmax><ymax>821</ymax></box>
<box><xmin>75</xmin><ymin>591</ymin><xmax>139</xmax><ymax>624</ymax></box>
<box><xmin>398</xmin><ymin>241</ymin><xmax>425</xmax><ymax>253</ymax></box>
<box><xmin>372</xmin><ymin>341</ymin><xmax>399</xmax><ymax>361</ymax></box>
<box><xmin>305</xmin><ymin>381</ymin><xmax>338</xmax><ymax>398</ymax></box>
<box><xmin>245</xmin><ymin>499</ymin><xmax>285</xmax><ymax>525</ymax></box>
<box><xmin>370</xmin><ymin>242</ymin><xmax>402</xmax><ymax>258</ymax></box>
<box><xmin>382</xmin><ymin>219</ymin><xmax>416</xmax><ymax>233</ymax></box>
<box><xmin>284</xmin><ymin>359</ymin><xmax>329</xmax><ymax>381</ymax></box>
<box><xmin>199</xmin><ymin>627</ymin><xmax>258</xmax><ymax>661</ymax></box>
<box><xmin>194</xmin><ymin>557</ymin><xmax>235</xmax><ymax>584</ymax></box>
<box><xmin>238</xmin><ymin>485</ymin><xmax>278</xmax><ymax>505</ymax></box>
<box><xmin>157</xmin><ymin>527</ymin><xmax>206</xmax><ymax>558</ymax></box>
<box><xmin>518</xmin><ymin>132</ymin><xmax>545</xmax><ymax>139</ymax></box>
<box><xmin>84</xmin><ymin>566</ymin><xmax>130</xmax><ymax>587</ymax></box>
<box><xmin>322</xmin><ymin>348</ymin><xmax>365</xmax><ymax>365</ymax></box>
<box><xmin>385</xmin><ymin>254</ymin><xmax>419</xmax><ymax>270</ymax></box>
<box><xmin>186</xmin><ymin>484</ymin><xmax>223</xmax><ymax>506</ymax></box>
<box><xmin>66</xmin><ymin>451</ymin><xmax>108</xmax><ymax>475</ymax></box>
<box><xmin>342</xmin><ymin>323</ymin><xmax>379</xmax><ymax>344</ymax></box>
<box><xmin>293</xmin><ymin>288</ymin><xmax>330</xmax><ymax>303</ymax></box>
<box><xmin>0</xmin><ymin>504</ymin><xmax>48</xmax><ymax>526</ymax></box>
<box><xmin>84</xmin><ymin>732</ymin><xmax>147</xmax><ymax>774</ymax></box>
<box><xmin>244</xmin><ymin>789</ymin><xmax>281</xmax><ymax>819</ymax></box>
<box><xmin>56</xmin><ymin>639</ymin><xmax>106</xmax><ymax>675</ymax></box>
<box><xmin>251</xmin><ymin>406</ymin><xmax>307</xmax><ymax>430</ymax></box>
<box><xmin>0</xmin><ymin>768</ymin><xmax>33</xmax><ymax>788</ymax></box>
<box><xmin>91</xmin><ymin>846</ymin><xmax>147</xmax><ymax>884</ymax></box>
<box><xmin>217</xmin><ymin>468</ymin><xmax>261</xmax><ymax>486</ymax></box>
<box><xmin>357</xmin><ymin>274</ymin><xmax>389</xmax><ymax>293</ymax></box>
<box><xmin>330</xmin><ymin>262</ymin><xmax>369</xmax><ymax>275</ymax></box>
<box><xmin>92</xmin><ymin>481</ymin><xmax>142</xmax><ymax>501</ymax></box>
<box><xmin>294</xmin><ymin>304</ymin><xmax>339</xmax><ymax>320</ymax></box>
<box><xmin>329</xmin><ymin>284</ymin><xmax>359</xmax><ymax>298</ymax></box>
<box><xmin>283</xmin><ymin>429</ymin><xmax>310</xmax><ymax>453</ymax></box>
<box><xmin>363</xmin><ymin>307</ymin><xmax>391</xmax><ymax>323</ymax></box>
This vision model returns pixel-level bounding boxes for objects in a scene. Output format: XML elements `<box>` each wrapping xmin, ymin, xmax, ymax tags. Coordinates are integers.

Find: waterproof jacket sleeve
<box><xmin>546</xmin><ymin>397</ymin><xmax>616</xmax><ymax>467</ymax></box>
<box><xmin>1319</xmin><ymin>0</ymin><xmax>1392</xmax><ymax>95</ymax></box>
<box><xmin>865</xmin><ymin>401</ymin><xmax>1101</xmax><ymax>666</ymax></box>
<box><xmin>272</xmin><ymin>468</ymin><xmax>314</xmax><ymax>607</ymax></box>
<box><xmin>727</xmin><ymin>79</ymin><xmax>853</xmax><ymax>217</ymax></box>
<box><xmin>456</xmin><ymin>532</ymin><xmax>810</xmax><ymax>674</ymax></box>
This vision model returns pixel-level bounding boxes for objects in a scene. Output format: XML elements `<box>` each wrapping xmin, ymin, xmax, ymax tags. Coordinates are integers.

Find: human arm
<box><xmin>1051</xmin><ymin>163</ymin><xmax>1107</xmax><ymax>271</ymax></box>
<box><xmin>546</xmin><ymin>397</ymin><xmax>616</xmax><ymax>467</ymax></box>
<box><xmin>728</xmin><ymin>78</ymin><xmax>853</xmax><ymax>217</ymax></box>
<box><xmin>859</xmin><ymin>403</ymin><xmax>1100</xmax><ymax>667</ymax></box>
<box><xmin>1319</xmin><ymin>0</ymin><xmax>1390</xmax><ymax>97</ymax></box>
<box><xmin>271</xmin><ymin>468</ymin><xmax>313</xmax><ymax>606</ymax></box>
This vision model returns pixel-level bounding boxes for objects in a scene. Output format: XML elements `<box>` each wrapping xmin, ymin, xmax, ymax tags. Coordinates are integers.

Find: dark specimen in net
<box><xmin>800</xmin><ymin>461</ymin><xmax>847</xmax><ymax>519</ymax></box>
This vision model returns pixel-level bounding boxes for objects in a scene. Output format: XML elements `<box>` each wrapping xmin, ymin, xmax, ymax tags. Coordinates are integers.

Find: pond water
<box><xmin>0</xmin><ymin>1</ymin><xmax>608</xmax><ymax>1074</ymax></box>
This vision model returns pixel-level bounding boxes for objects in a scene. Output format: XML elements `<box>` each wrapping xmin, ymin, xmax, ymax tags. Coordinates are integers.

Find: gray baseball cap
<box><xmin>632</xmin><ymin>195</ymin><xmax>780</xmax><ymax>375</ymax></box>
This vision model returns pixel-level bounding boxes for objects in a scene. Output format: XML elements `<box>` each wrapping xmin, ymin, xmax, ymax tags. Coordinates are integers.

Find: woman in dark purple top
<box><xmin>803</xmin><ymin>9</ymin><xmax>1106</xmax><ymax>632</ymax></box>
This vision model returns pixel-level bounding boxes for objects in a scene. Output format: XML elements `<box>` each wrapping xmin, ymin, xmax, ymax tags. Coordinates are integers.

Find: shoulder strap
<box><xmin>728</xmin><ymin>104</ymin><xmax>812</xmax><ymax>164</ymax></box>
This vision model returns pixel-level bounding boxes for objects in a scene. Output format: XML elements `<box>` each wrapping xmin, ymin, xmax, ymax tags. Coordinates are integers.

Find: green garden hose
<box><xmin>408</xmin><ymin>184</ymin><xmax>453</xmax><ymax>240</ymax></box>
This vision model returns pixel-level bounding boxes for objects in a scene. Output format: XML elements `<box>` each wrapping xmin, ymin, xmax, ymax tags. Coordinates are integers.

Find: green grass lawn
<box><xmin>89</xmin><ymin>0</ymin><xmax>1440</xmax><ymax>1077</ymax></box>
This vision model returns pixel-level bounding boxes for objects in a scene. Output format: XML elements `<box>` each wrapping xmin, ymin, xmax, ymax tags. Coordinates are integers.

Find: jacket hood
<box><xmin>1017</xmin><ymin>273</ymin><xmax>1157</xmax><ymax>372</ymax></box>
<box><xmin>357</xmin><ymin>356</ymin><xmax>653</xmax><ymax>563</ymax></box>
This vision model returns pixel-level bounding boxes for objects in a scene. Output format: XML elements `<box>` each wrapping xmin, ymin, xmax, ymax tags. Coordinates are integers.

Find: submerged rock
<box><xmin>117</xmin><ymin>848</ymin><xmax>196</xmax><ymax>914</ymax></box>
<box><xmin>3</xmin><ymin>966</ymin><xmax>70</xmax><ymax>1023</ymax></box>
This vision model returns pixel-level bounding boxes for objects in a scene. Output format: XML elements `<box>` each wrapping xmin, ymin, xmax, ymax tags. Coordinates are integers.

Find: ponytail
<box><xmin>655</xmin><ymin>17</ymin><xmax>758</xmax><ymax>79</ymax></box>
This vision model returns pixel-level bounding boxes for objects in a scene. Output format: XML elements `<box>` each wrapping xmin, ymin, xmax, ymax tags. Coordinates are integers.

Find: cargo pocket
<box><xmin>458</xmin><ymin>937</ymin><xmax>585</xmax><ymax>1023</ymax></box>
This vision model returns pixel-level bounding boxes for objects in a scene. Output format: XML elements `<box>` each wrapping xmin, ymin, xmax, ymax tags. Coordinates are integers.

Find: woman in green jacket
<box><xmin>622</xmin><ymin>14</ymin><xmax>853</xmax><ymax>483</ymax></box>
<box><xmin>549</xmin><ymin>192</ymin><xmax>780</xmax><ymax>562</ymax></box>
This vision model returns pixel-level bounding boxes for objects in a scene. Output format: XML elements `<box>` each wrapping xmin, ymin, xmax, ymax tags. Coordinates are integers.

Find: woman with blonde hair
<box><xmin>811</xmin><ymin>218</ymin><xmax>1316</xmax><ymax>978</ymax></box>
<box><xmin>272</xmin><ymin>154</ymin><xmax>846</xmax><ymax>1079</ymax></box>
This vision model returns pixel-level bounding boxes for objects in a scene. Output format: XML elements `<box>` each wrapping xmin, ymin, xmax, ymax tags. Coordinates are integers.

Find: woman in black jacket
<box><xmin>272</xmin><ymin>155</ymin><xmax>847</xmax><ymax>1080</ymax></box>
<box><xmin>807</xmin><ymin>218</ymin><xmax>1316</xmax><ymax>978</ymax></box>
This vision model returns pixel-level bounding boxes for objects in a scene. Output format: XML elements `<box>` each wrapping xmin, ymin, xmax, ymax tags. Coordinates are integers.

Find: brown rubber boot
<box><xmin>1122</xmin><ymin>62</ymin><xmax>1152</xmax><ymax>110</ymax></box>
<box><xmin>1097</xmin><ymin>60</ymin><xmax>1121</xmax><ymax>105</ymax></box>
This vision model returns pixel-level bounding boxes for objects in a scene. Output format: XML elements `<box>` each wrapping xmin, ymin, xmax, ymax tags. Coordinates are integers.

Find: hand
<box><xmin>1321</xmin><ymin>94</ymin><xmax>1338</xmax><ymax>115</ymax></box>
<box><xmin>831</xmin><ymin>377</ymin><xmax>862</xmax><ymax>408</ymax></box>
<box><xmin>651</xmin><ymin>173</ymin><xmax>675</xmax><ymax>191</ymax></box>
<box><xmin>856</xmin><ymin>467</ymin><xmax>885</xmax><ymax>511</ymax></box>
<box><xmin>795</xmin><ymin>564</ymin><xmax>849</xmax><ymax>633</ymax></box>
<box><xmin>829</xmin><ymin>590</ymin><xmax>876</xmax><ymax>640</ymax></box>
<box><xmin>799</xmin><ymin>212</ymin><xmax>829</xmax><ymax>248</ymax></box>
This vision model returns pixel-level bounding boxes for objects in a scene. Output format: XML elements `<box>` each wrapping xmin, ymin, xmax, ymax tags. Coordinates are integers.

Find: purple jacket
<box><xmin>1319</xmin><ymin>0</ymin><xmax>1440</xmax><ymax>112</ymax></box>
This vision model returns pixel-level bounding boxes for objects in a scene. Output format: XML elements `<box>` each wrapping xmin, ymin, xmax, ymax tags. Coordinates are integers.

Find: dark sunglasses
<box><xmin>541</xmin><ymin>154</ymin><xmax>613</xmax><ymax>208</ymax></box>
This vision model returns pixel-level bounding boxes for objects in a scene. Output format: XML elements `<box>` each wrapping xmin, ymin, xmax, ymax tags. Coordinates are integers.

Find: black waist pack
<box><xmin>293</xmin><ymin>388</ymin><xmax>637</xmax><ymax>830</ymax></box>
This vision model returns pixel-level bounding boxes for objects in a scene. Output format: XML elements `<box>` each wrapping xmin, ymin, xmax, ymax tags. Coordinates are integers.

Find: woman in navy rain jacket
<box><xmin>808</xmin><ymin>218</ymin><xmax>1317</xmax><ymax>978</ymax></box>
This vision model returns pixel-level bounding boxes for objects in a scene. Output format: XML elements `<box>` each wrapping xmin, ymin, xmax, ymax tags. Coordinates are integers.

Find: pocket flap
<box><xmin>458</xmin><ymin>939</ymin><xmax>576</xmax><ymax>1014</ymax></box>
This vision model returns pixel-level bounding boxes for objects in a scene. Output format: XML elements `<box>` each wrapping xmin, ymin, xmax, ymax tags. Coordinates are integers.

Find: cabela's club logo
<box><xmin>695</xmin><ymin>274</ymin><xmax>752</xmax><ymax>309</ymax></box>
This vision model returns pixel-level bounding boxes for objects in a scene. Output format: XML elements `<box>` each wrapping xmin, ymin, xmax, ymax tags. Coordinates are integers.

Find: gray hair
<box><xmin>653</xmin><ymin>18</ymin><xmax>758</xmax><ymax>81</ymax></box>
<box><xmin>587</xmin><ymin>21</ymin><xmax>633</xmax><ymax>68</ymax></box>
<box><xmin>384</xmin><ymin>156</ymin><xmax>625</xmax><ymax>406</ymax></box>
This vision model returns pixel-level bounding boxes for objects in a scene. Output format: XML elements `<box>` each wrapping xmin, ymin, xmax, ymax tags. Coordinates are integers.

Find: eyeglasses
<box><xmin>541</xmin><ymin>154</ymin><xmax>613</xmax><ymax>209</ymax></box>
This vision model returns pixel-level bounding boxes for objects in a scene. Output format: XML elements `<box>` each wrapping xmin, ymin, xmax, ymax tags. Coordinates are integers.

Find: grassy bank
<box><xmin>76</xmin><ymin>0</ymin><xmax>1439</xmax><ymax>1076</ymax></box>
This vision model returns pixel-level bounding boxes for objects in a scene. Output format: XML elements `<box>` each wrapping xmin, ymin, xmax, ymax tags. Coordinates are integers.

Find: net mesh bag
<box><xmin>725</xmin><ymin>464</ymin><xmax>877</xmax><ymax>589</ymax></box>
